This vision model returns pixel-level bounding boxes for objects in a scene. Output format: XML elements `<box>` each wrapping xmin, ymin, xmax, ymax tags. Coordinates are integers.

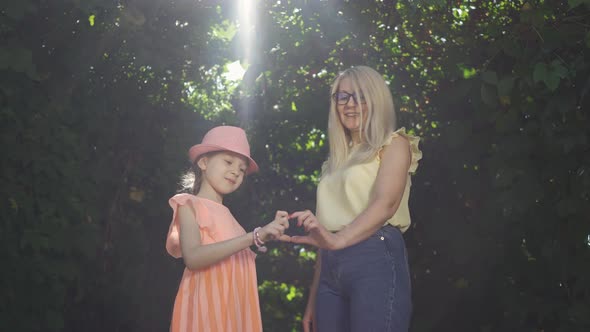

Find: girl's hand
<box><xmin>258</xmin><ymin>210</ymin><xmax>289</xmax><ymax>243</ymax></box>
<box><xmin>288</xmin><ymin>210</ymin><xmax>344</xmax><ymax>250</ymax></box>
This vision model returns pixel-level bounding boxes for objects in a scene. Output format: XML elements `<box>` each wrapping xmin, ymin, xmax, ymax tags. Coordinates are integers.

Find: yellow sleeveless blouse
<box><xmin>316</xmin><ymin>128</ymin><xmax>422</xmax><ymax>233</ymax></box>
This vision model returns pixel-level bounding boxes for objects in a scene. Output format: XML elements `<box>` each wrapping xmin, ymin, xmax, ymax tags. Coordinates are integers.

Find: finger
<box><xmin>274</xmin><ymin>223</ymin><xmax>286</xmax><ymax>233</ymax></box>
<box><xmin>268</xmin><ymin>228</ymin><xmax>282</xmax><ymax>240</ymax></box>
<box><xmin>267</xmin><ymin>226</ymin><xmax>281</xmax><ymax>237</ymax></box>
<box><xmin>289</xmin><ymin>235</ymin><xmax>316</xmax><ymax>246</ymax></box>
<box><xmin>297</xmin><ymin>212</ymin><xmax>311</xmax><ymax>227</ymax></box>
<box><xmin>307</xmin><ymin>222</ymin><xmax>321</xmax><ymax>233</ymax></box>
<box><xmin>301</xmin><ymin>210</ymin><xmax>315</xmax><ymax>226</ymax></box>
<box><xmin>276</xmin><ymin>223</ymin><xmax>288</xmax><ymax>234</ymax></box>
<box><xmin>267</xmin><ymin>222</ymin><xmax>283</xmax><ymax>234</ymax></box>
<box><xmin>275</xmin><ymin>210</ymin><xmax>289</xmax><ymax>219</ymax></box>
<box><xmin>302</xmin><ymin>218</ymin><xmax>318</xmax><ymax>232</ymax></box>
<box><xmin>280</xmin><ymin>218</ymin><xmax>289</xmax><ymax>229</ymax></box>
<box><xmin>291</xmin><ymin>210</ymin><xmax>311</xmax><ymax>225</ymax></box>
<box><xmin>289</xmin><ymin>211</ymin><xmax>305</xmax><ymax>219</ymax></box>
<box><xmin>273</xmin><ymin>214</ymin><xmax>288</xmax><ymax>229</ymax></box>
<box><xmin>275</xmin><ymin>228</ymin><xmax>285</xmax><ymax>238</ymax></box>
<box><xmin>278</xmin><ymin>234</ymin><xmax>291</xmax><ymax>242</ymax></box>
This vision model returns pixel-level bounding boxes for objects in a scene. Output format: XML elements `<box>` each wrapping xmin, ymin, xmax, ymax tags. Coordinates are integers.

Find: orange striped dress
<box><xmin>165</xmin><ymin>194</ymin><xmax>262</xmax><ymax>332</ymax></box>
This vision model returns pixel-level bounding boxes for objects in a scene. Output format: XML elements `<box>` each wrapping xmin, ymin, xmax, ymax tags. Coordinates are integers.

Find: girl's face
<box><xmin>334</xmin><ymin>77</ymin><xmax>368</xmax><ymax>137</ymax></box>
<box><xmin>197</xmin><ymin>151</ymin><xmax>248</xmax><ymax>201</ymax></box>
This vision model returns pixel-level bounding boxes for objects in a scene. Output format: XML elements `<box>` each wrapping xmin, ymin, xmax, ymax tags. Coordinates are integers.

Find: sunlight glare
<box><xmin>223</xmin><ymin>60</ymin><xmax>246</xmax><ymax>82</ymax></box>
<box><xmin>239</xmin><ymin>0</ymin><xmax>255</xmax><ymax>63</ymax></box>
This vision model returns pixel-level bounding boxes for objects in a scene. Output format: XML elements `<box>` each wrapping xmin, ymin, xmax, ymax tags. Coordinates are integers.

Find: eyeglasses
<box><xmin>332</xmin><ymin>91</ymin><xmax>366</xmax><ymax>105</ymax></box>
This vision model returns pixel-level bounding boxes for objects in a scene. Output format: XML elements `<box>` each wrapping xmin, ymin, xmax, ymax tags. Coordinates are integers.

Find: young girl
<box><xmin>165</xmin><ymin>126</ymin><xmax>289</xmax><ymax>332</ymax></box>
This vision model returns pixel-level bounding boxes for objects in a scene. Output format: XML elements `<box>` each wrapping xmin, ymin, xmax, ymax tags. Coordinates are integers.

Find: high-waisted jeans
<box><xmin>315</xmin><ymin>225</ymin><xmax>412</xmax><ymax>332</ymax></box>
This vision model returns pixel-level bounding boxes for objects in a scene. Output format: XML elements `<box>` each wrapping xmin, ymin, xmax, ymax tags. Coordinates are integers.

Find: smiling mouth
<box><xmin>226</xmin><ymin>178</ymin><xmax>236</xmax><ymax>185</ymax></box>
<box><xmin>343</xmin><ymin>112</ymin><xmax>360</xmax><ymax>117</ymax></box>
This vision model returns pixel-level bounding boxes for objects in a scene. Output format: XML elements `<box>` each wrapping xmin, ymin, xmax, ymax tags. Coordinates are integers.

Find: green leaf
<box><xmin>550</xmin><ymin>60</ymin><xmax>568</xmax><ymax>79</ymax></box>
<box><xmin>454</xmin><ymin>277</ymin><xmax>470</xmax><ymax>289</ymax></box>
<box><xmin>482</xmin><ymin>71</ymin><xmax>498</xmax><ymax>85</ymax></box>
<box><xmin>520</xmin><ymin>6</ymin><xmax>546</xmax><ymax>27</ymax></box>
<box><xmin>494</xmin><ymin>109</ymin><xmax>519</xmax><ymax>133</ymax></box>
<box><xmin>545</xmin><ymin>75</ymin><xmax>561</xmax><ymax>91</ymax></box>
<box><xmin>444</xmin><ymin>121</ymin><xmax>473</xmax><ymax>147</ymax></box>
<box><xmin>502</xmin><ymin>39</ymin><xmax>522</xmax><ymax>58</ymax></box>
<box><xmin>457</xmin><ymin>63</ymin><xmax>477</xmax><ymax>79</ymax></box>
<box><xmin>0</xmin><ymin>47</ymin><xmax>38</xmax><ymax>79</ymax></box>
<box><xmin>210</xmin><ymin>19</ymin><xmax>237</xmax><ymax>42</ymax></box>
<box><xmin>481</xmin><ymin>83</ymin><xmax>498</xmax><ymax>107</ymax></box>
<box><xmin>9</xmin><ymin>197</ymin><xmax>18</xmax><ymax>211</ymax></box>
<box><xmin>531</xmin><ymin>9</ymin><xmax>545</xmax><ymax>27</ymax></box>
<box><xmin>4</xmin><ymin>0</ymin><xmax>36</xmax><ymax>19</ymax></box>
<box><xmin>88</xmin><ymin>14</ymin><xmax>96</xmax><ymax>27</ymax></box>
<box><xmin>568</xmin><ymin>0</ymin><xmax>590</xmax><ymax>9</ymax></box>
<box><xmin>461</xmin><ymin>66</ymin><xmax>477</xmax><ymax>79</ymax></box>
<box><xmin>533</xmin><ymin>62</ymin><xmax>565</xmax><ymax>91</ymax></box>
<box><xmin>586</xmin><ymin>32</ymin><xmax>590</xmax><ymax>48</ymax></box>
<box><xmin>533</xmin><ymin>63</ymin><xmax>547</xmax><ymax>84</ymax></box>
<box><xmin>497</xmin><ymin>77</ymin><xmax>515</xmax><ymax>97</ymax></box>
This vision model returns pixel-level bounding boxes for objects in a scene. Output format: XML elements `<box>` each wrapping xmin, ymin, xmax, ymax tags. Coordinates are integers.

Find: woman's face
<box><xmin>334</xmin><ymin>77</ymin><xmax>368</xmax><ymax>136</ymax></box>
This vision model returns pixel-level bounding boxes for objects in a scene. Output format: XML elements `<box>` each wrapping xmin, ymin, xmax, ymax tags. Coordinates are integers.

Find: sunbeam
<box><xmin>238</xmin><ymin>0</ymin><xmax>255</xmax><ymax>64</ymax></box>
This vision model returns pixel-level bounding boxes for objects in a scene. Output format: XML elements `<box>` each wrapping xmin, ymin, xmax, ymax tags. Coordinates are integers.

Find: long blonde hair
<box><xmin>324</xmin><ymin>66</ymin><xmax>396</xmax><ymax>175</ymax></box>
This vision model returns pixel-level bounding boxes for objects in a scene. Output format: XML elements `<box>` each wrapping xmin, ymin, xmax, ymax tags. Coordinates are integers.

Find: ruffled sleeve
<box><xmin>165</xmin><ymin>194</ymin><xmax>214</xmax><ymax>258</ymax></box>
<box><xmin>379</xmin><ymin>127</ymin><xmax>423</xmax><ymax>173</ymax></box>
<box><xmin>320</xmin><ymin>160</ymin><xmax>329</xmax><ymax>176</ymax></box>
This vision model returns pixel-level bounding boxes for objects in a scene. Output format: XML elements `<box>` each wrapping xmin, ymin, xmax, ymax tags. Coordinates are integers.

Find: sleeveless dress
<box><xmin>165</xmin><ymin>194</ymin><xmax>262</xmax><ymax>332</ymax></box>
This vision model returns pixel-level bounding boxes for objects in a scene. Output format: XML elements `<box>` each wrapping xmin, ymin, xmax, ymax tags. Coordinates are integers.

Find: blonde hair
<box><xmin>179</xmin><ymin>165</ymin><xmax>202</xmax><ymax>194</ymax></box>
<box><xmin>178</xmin><ymin>152</ymin><xmax>215</xmax><ymax>194</ymax></box>
<box><xmin>324</xmin><ymin>66</ymin><xmax>396</xmax><ymax>175</ymax></box>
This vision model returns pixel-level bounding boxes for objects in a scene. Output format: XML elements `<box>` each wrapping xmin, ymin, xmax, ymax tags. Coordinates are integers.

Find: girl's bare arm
<box><xmin>178</xmin><ymin>206</ymin><xmax>288</xmax><ymax>270</ymax></box>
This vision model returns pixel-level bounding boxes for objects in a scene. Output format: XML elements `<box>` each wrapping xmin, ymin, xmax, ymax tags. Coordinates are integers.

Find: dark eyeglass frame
<box><xmin>331</xmin><ymin>91</ymin><xmax>367</xmax><ymax>105</ymax></box>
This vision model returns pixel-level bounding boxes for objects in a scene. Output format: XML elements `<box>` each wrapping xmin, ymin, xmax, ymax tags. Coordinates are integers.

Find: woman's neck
<box><xmin>349</xmin><ymin>131</ymin><xmax>362</xmax><ymax>145</ymax></box>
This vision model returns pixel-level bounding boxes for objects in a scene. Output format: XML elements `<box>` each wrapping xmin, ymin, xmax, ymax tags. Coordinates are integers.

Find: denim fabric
<box><xmin>315</xmin><ymin>225</ymin><xmax>412</xmax><ymax>332</ymax></box>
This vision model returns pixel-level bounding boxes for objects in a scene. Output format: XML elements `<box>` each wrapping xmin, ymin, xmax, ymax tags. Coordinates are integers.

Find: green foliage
<box><xmin>569</xmin><ymin>0</ymin><xmax>590</xmax><ymax>9</ymax></box>
<box><xmin>2</xmin><ymin>1</ymin><xmax>589</xmax><ymax>332</ymax></box>
<box><xmin>533</xmin><ymin>61</ymin><xmax>568</xmax><ymax>91</ymax></box>
<box><xmin>0</xmin><ymin>47</ymin><xmax>37</xmax><ymax>79</ymax></box>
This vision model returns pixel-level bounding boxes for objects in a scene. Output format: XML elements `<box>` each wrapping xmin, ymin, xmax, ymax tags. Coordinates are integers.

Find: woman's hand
<box><xmin>258</xmin><ymin>210</ymin><xmax>290</xmax><ymax>242</ymax></box>
<box><xmin>287</xmin><ymin>210</ymin><xmax>344</xmax><ymax>250</ymax></box>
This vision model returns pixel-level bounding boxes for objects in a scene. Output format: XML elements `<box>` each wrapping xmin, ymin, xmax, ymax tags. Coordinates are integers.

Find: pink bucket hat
<box><xmin>188</xmin><ymin>126</ymin><xmax>259</xmax><ymax>174</ymax></box>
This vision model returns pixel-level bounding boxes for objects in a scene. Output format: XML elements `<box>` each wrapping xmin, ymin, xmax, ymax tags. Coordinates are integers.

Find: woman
<box><xmin>287</xmin><ymin>66</ymin><xmax>422</xmax><ymax>332</ymax></box>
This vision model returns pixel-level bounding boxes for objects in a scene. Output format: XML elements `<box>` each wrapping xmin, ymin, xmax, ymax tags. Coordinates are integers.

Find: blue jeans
<box><xmin>315</xmin><ymin>225</ymin><xmax>412</xmax><ymax>332</ymax></box>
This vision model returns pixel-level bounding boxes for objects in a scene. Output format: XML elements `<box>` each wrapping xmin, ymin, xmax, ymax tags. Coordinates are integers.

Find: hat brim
<box><xmin>188</xmin><ymin>143</ymin><xmax>259</xmax><ymax>175</ymax></box>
